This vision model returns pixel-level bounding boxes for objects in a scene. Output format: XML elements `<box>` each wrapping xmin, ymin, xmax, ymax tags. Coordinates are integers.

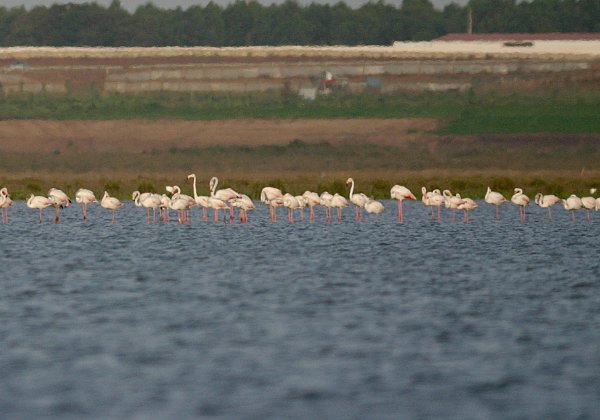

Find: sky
<box><xmin>2</xmin><ymin>0</ymin><xmax>470</xmax><ymax>11</ymax></box>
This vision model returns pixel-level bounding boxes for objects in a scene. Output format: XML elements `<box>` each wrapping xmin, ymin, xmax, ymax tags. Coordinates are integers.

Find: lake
<box><xmin>1</xmin><ymin>200</ymin><xmax>599</xmax><ymax>419</ymax></box>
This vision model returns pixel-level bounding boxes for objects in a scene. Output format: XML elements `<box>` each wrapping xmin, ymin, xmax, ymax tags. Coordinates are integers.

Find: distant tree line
<box><xmin>0</xmin><ymin>0</ymin><xmax>599</xmax><ymax>47</ymax></box>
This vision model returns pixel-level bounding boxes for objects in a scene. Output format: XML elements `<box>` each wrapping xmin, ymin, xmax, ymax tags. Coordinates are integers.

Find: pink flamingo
<box><xmin>511</xmin><ymin>188</ymin><xmax>530</xmax><ymax>223</ymax></box>
<box><xmin>364</xmin><ymin>198</ymin><xmax>384</xmax><ymax>221</ymax></box>
<box><xmin>457</xmin><ymin>197</ymin><xmax>478</xmax><ymax>223</ymax></box>
<box><xmin>302</xmin><ymin>191</ymin><xmax>321</xmax><ymax>222</ymax></box>
<box><xmin>230</xmin><ymin>194</ymin><xmax>255</xmax><ymax>223</ymax></box>
<box><xmin>210</xmin><ymin>177</ymin><xmax>240</xmax><ymax>222</ymax></box>
<box><xmin>0</xmin><ymin>187</ymin><xmax>13</xmax><ymax>224</ymax></box>
<box><xmin>346</xmin><ymin>178</ymin><xmax>368</xmax><ymax>222</ymax></box>
<box><xmin>581</xmin><ymin>196</ymin><xmax>596</xmax><ymax>222</ymax></box>
<box><xmin>563</xmin><ymin>194</ymin><xmax>583</xmax><ymax>223</ymax></box>
<box><xmin>390</xmin><ymin>185</ymin><xmax>415</xmax><ymax>223</ymax></box>
<box><xmin>100</xmin><ymin>191</ymin><xmax>123</xmax><ymax>224</ymax></box>
<box><xmin>282</xmin><ymin>193</ymin><xmax>301</xmax><ymax>223</ymax></box>
<box><xmin>485</xmin><ymin>187</ymin><xmax>507</xmax><ymax>220</ymax></box>
<box><xmin>75</xmin><ymin>188</ymin><xmax>96</xmax><ymax>222</ymax></box>
<box><xmin>208</xmin><ymin>196</ymin><xmax>229</xmax><ymax>223</ymax></box>
<box><xmin>188</xmin><ymin>174</ymin><xmax>211</xmax><ymax>222</ymax></box>
<box><xmin>443</xmin><ymin>190</ymin><xmax>465</xmax><ymax>223</ymax></box>
<box><xmin>331</xmin><ymin>193</ymin><xmax>348</xmax><ymax>223</ymax></box>
<box><xmin>48</xmin><ymin>188</ymin><xmax>71</xmax><ymax>223</ymax></box>
<box><xmin>27</xmin><ymin>194</ymin><xmax>53</xmax><ymax>223</ymax></box>
<box><xmin>261</xmin><ymin>187</ymin><xmax>284</xmax><ymax>222</ymax></box>
<box><xmin>534</xmin><ymin>193</ymin><xmax>561</xmax><ymax>221</ymax></box>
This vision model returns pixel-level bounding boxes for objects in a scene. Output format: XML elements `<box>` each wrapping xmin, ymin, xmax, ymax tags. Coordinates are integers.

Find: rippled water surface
<box><xmin>1</xmin><ymin>201</ymin><xmax>599</xmax><ymax>419</ymax></box>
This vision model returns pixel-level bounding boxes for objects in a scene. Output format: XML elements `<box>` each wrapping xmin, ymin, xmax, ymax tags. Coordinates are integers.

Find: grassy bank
<box><xmin>2</xmin><ymin>89</ymin><xmax>600</xmax><ymax>134</ymax></box>
<box><xmin>2</xmin><ymin>137</ymin><xmax>599</xmax><ymax>200</ymax></box>
<box><xmin>3</xmin><ymin>172</ymin><xmax>599</xmax><ymax>202</ymax></box>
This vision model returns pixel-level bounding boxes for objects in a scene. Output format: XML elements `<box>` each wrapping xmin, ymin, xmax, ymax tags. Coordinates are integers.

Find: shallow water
<box><xmin>1</xmin><ymin>201</ymin><xmax>599</xmax><ymax>419</ymax></box>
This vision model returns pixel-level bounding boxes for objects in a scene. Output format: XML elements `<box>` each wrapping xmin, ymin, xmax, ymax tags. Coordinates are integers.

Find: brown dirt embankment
<box><xmin>0</xmin><ymin>118</ymin><xmax>439</xmax><ymax>153</ymax></box>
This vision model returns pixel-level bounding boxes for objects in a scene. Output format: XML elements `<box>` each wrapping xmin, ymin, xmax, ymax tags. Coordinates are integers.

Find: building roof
<box><xmin>437</xmin><ymin>33</ymin><xmax>600</xmax><ymax>41</ymax></box>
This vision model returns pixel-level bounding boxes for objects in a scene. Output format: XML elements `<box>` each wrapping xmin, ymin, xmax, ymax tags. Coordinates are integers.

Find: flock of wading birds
<box><xmin>0</xmin><ymin>174</ymin><xmax>599</xmax><ymax>225</ymax></box>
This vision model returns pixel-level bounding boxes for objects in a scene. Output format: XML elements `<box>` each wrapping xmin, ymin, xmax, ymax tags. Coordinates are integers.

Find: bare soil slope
<box><xmin>0</xmin><ymin>118</ymin><xmax>439</xmax><ymax>153</ymax></box>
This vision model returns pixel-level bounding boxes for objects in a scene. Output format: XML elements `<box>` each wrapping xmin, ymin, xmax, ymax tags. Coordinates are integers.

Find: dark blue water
<box><xmin>1</xmin><ymin>201</ymin><xmax>599</xmax><ymax>419</ymax></box>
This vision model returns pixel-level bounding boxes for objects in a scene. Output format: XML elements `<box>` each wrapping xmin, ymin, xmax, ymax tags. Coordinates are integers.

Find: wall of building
<box><xmin>1</xmin><ymin>46</ymin><xmax>598</xmax><ymax>95</ymax></box>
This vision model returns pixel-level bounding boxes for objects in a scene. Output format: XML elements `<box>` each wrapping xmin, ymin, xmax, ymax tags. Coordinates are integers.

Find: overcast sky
<box><xmin>2</xmin><ymin>0</ymin><xmax>470</xmax><ymax>11</ymax></box>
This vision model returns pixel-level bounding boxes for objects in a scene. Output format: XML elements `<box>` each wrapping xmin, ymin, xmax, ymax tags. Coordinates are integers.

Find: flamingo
<box><xmin>563</xmin><ymin>194</ymin><xmax>583</xmax><ymax>223</ymax></box>
<box><xmin>294</xmin><ymin>195</ymin><xmax>307</xmax><ymax>220</ymax></box>
<box><xmin>302</xmin><ymin>191</ymin><xmax>321</xmax><ymax>222</ymax></box>
<box><xmin>166</xmin><ymin>185</ymin><xmax>194</xmax><ymax>224</ymax></box>
<box><xmin>100</xmin><ymin>191</ymin><xmax>123</xmax><ymax>224</ymax></box>
<box><xmin>364</xmin><ymin>198</ymin><xmax>384</xmax><ymax>219</ymax></box>
<box><xmin>75</xmin><ymin>188</ymin><xmax>96</xmax><ymax>222</ymax></box>
<box><xmin>485</xmin><ymin>187</ymin><xmax>507</xmax><ymax>220</ymax></box>
<box><xmin>346</xmin><ymin>178</ymin><xmax>368</xmax><ymax>222</ymax></box>
<box><xmin>159</xmin><ymin>194</ymin><xmax>171</xmax><ymax>223</ymax></box>
<box><xmin>229</xmin><ymin>194</ymin><xmax>255</xmax><ymax>223</ymax></box>
<box><xmin>443</xmin><ymin>190</ymin><xmax>465</xmax><ymax>223</ymax></box>
<box><xmin>27</xmin><ymin>194</ymin><xmax>53</xmax><ymax>223</ymax></box>
<box><xmin>581</xmin><ymin>196</ymin><xmax>596</xmax><ymax>222</ymax></box>
<box><xmin>457</xmin><ymin>197</ymin><xmax>478</xmax><ymax>223</ymax></box>
<box><xmin>390</xmin><ymin>185</ymin><xmax>415</xmax><ymax>223</ymax></box>
<box><xmin>48</xmin><ymin>188</ymin><xmax>71</xmax><ymax>223</ymax></box>
<box><xmin>0</xmin><ymin>187</ymin><xmax>14</xmax><ymax>224</ymax></box>
<box><xmin>207</xmin><ymin>196</ymin><xmax>229</xmax><ymax>223</ymax></box>
<box><xmin>132</xmin><ymin>191</ymin><xmax>162</xmax><ymax>223</ymax></box>
<box><xmin>331</xmin><ymin>193</ymin><xmax>348</xmax><ymax>223</ymax></box>
<box><xmin>320</xmin><ymin>191</ymin><xmax>334</xmax><ymax>223</ymax></box>
<box><xmin>421</xmin><ymin>187</ymin><xmax>433</xmax><ymax>219</ymax></box>
<box><xmin>210</xmin><ymin>177</ymin><xmax>241</xmax><ymax>222</ymax></box>
<box><xmin>169</xmin><ymin>197</ymin><xmax>191</xmax><ymax>224</ymax></box>
<box><xmin>261</xmin><ymin>187</ymin><xmax>284</xmax><ymax>222</ymax></box>
<box><xmin>511</xmin><ymin>188</ymin><xmax>530</xmax><ymax>223</ymax></box>
<box><xmin>187</xmin><ymin>174</ymin><xmax>211</xmax><ymax>222</ymax></box>
<box><xmin>282</xmin><ymin>193</ymin><xmax>301</xmax><ymax>223</ymax></box>
<box><xmin>425</xmin><ymin>188</ymin><xmax>444</xmax><ymax>222</ymax></box>
<box><xmin>534</xmin><ymin>193</ymin><xmax>561</xmax><ymax>221</ymax></box>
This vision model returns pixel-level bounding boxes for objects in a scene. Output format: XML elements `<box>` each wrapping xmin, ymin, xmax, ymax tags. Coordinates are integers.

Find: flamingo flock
<box><xmin>2</xmin><ymin>179</ymin><xmax>600</xmax><ymax>225</ymax></box>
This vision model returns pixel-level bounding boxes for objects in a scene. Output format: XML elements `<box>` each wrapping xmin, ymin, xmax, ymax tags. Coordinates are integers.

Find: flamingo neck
<box><xmin>190</xmin><ymin>175</ymin><xmax>198</xmax><ymax>200</ymax></box>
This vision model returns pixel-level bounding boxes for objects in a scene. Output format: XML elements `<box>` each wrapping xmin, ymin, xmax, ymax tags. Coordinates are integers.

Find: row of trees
<box><xmin>0</xmin><ymin>0</ymin><xmax>599</xmax><ymax>47</ymax></box>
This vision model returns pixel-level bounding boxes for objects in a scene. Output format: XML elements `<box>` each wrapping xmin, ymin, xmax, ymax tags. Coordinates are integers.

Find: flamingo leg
<box><xmin>496</xmin><ymin>205</ymin><xmax>500</xmax><ymax>220</ymax></box>
<box><xmin>337</xmin><ymin>208</ymin><xmax>342</xmax><ymax>224</ymax></box>
<box><xmin>400</xmin><ymin>200</ymin><xmax>404</xmax><ymax>224</ymax></box>
<box><xmin>39</xmin><ymin>209</ymin><xmax>43</xmax><ymax>223</ymax></box>
<box><xmin>112</xmin><ymin>209</ymin><xmax>116</xmax><ymax>224</ymax></box>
